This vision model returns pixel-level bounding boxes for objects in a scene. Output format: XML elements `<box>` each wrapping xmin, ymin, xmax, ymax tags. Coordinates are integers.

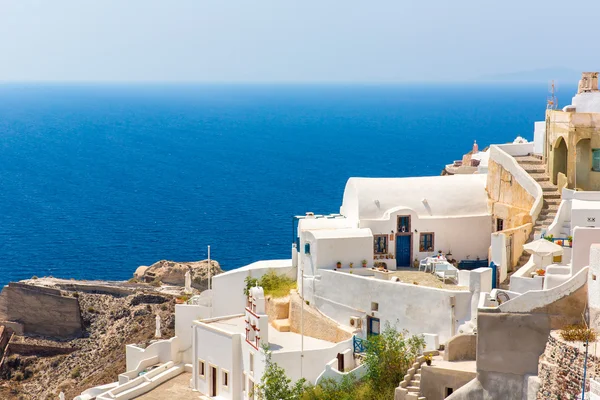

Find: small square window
<box><xmin>198</xmin><ymin>359</ymin><xmax>205</xmax><ymax>377</ymax></box>
<box><xmin>496</xmin><ymin>218</ymin><xmax>504</xmax><ymax>232</ymax></box>
<box><xmin>371</xmin><ymin>302</ymin><xmax>379</xmax><ymax>312</ymax></box>
<box><xmin>593</xmin><ymin>149</ymin><xmax>600</xmax><ymax>171</ymax></box>
<box><xmin>222</xmin><ymin>370</ymin><xmax>229</xmax><ymax>389</ymax></box>
<box><xmin>593</xmin><ymin>274</ymin><xmax>597</xmax><ymax>281</ymax></box>
<box><xmin>374</xmin><ymin>235</ymin><xmax>388</xmax><ymax>254</ymax></box>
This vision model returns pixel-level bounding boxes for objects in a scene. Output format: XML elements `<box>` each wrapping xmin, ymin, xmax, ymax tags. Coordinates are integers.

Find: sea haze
<box><xmin>0</xmin><ymin>83</ymin><xmax>569</xmax><ymax>286</ymax></box>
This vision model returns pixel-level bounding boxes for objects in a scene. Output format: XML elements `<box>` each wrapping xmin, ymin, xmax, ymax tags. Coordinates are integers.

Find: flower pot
<box><xmin>362</xmin><ymin>263</ymin><xmax>367</xmax><ymax>268</ymax></box>
<box><xmin>426</xmin><ymin>359</ymin><xmax>431</xmax><ymax>366</ymax></box>
<box><xmin>569</xmin><ymin>241</ymin><xmax>572</xmax><ymax>247</ymax></box>
<box><xmin>336</xmin><ymin>263</ymin><xmax>342</xmax><ymax>269</ymax></box>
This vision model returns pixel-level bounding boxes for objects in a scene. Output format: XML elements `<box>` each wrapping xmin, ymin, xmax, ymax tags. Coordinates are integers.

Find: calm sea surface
<box><xmin>0</xmin><ymin>83</ymin><xmax>570</xmax><ymax>286</ymax></box>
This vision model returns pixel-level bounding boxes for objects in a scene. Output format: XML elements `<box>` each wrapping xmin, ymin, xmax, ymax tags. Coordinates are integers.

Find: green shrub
<box><xmin>70</xmin><ymin>367</ymin><xmax>81</xmax><ymax>379</ymax></box>
<box><xmin>258</xmin><ymin>271</ymin><xmax>297</xmax><ymax>298</ymax></box>
<box><xmin>150</xmin><ymin>279</ymin><xmax>162</xmax><ymax>287</ymax></box>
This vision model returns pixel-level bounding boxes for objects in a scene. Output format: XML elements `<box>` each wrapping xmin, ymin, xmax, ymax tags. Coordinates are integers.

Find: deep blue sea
<box><xmin>0</xmin><ymin>83</ymin><xmax>572</xmax><ymax>286</ymax></box>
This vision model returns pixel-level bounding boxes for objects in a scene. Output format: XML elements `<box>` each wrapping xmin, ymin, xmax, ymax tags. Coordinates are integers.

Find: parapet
<box><xmin>577</xmin><ymin>72</ymin><xmax>599</xmax><ymax>94</ymax></box>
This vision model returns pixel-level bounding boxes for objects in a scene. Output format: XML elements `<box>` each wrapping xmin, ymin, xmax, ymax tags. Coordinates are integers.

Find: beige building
<box><xmin>546</xmin><ymin>72</ymin><xmax>600</xmax><ymax>191</ymax></box>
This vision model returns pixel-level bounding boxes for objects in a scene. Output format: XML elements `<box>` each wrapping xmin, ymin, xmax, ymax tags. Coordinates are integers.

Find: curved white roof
<box><xmin>340</xmin><ymin>174</ymin><xmax>489</xmax><ymax>220</ymax></box>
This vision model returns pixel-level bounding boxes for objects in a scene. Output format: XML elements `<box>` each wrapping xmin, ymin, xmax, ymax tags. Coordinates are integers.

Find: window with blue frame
<box><xmin>397</xmin><ymin>216</ymin><xmax>411</xmax><ymax>233</ymax></box>
<box><xmin>374</xmin><ymin>235</ymin><xmax>388</xmax><ymax>254</ymax></box>
<box><xmin>593</xmin><ymin>149</ymin><xmax>600</xmax><ymax>172</ymax></box>
<box><xmin>419</xmin><ymin>233</ymin><xmax>434</xmax><ymax>252</ymax></box>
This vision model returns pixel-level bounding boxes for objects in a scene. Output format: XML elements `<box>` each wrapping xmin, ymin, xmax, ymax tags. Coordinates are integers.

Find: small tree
<box><xmin>244</xmin><ymin>276</ymin><xmax>258</xmax><ymax>296</ymax></box>
<box><xmin>254</xmin><ymin>345</ymin><xmax>306</xmax><ymax>400</ymax></box>
<box><xmin>362</xmin><ymin>323</ymin><xmax>425</xmax><ymax>396</ymax></box>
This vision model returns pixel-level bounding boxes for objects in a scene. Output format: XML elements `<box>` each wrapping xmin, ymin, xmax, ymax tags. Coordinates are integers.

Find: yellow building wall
<box><xmin>487</xmin><ymin>158</ymin><xmax>534</xmax><ymax>229</ymax></box>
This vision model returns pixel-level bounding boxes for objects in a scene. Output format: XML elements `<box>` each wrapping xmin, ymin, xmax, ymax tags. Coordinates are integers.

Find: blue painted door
<box><xmin>368</xmin><ymin>317</ymin><xmax>380</xmax><ymax>336</ymax></box>
<box><xmin>396</xmin><ymin>235</ymin><xmax>411</xmax><ymax>267</ymax></box>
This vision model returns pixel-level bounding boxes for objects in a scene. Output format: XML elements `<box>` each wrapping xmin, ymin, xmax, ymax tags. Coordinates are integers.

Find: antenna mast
<box><xmin>547</xmin><ymin>80</ymin><xmax>557</xmax><ymax>110</ymax></box>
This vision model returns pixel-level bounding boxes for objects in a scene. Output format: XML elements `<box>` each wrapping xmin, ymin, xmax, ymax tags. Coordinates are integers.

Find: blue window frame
<box><xmin>374</xmin><ymin>235</ymin><xmax>388</xmax><ymax>254</ymax></box>
<box><xmin>304</xmin><ymin>243</ymin><xmax>310</xmax><ymax>254</ymax></box>
<box><xmin>593</xmin><ymin>149</ymin><xmax>600</xmax><ymax>171</ymax></box>
<box><xmin>397</xmin><ymin>216</ymin><xmax>410</xmax><ymax>233</ymax></box>
<box><xmin>419</xmin><ymin>233</ymin><xmax>434</xmax><ymax>252</ymax></box>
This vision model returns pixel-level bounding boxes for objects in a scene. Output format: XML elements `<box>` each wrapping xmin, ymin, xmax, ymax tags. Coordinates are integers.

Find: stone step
<box><xmin>542</xmin><ymin>186</ymin><xmax>559</xmax><ymax>192</ymax></box>
<box><xmin>407</xmin><ymin>386</ymin><xmax>420</xmax><ymax>392</ymax></box>
<box><xmin>412</xmin><ymin>362</ymin><xmax>420</xmax><ymax>369</ymax></box>
<box><xmin>544</xmin><ymin>192</ymin><xmax>561</xmax><ymax>199</ymax></box>
<box><xmin>406</xmin><ymin>393</ymin><xmax>421</xmax><ymax>400</ymax></box>
<box><xmin>410</xmin><ymin>380</ymin><xmax>421</xmax><ymax>386</ymax></box>
<box><xmin>515</xmin><ymin>156</ymin><xmax>543</xmax><ymax>164</ymax></box>
<box><xmin>272</xmin><ymin>318</ymin><xmax>290</xmax><ymax>332</ymax></box>
<box><xmin>413</xmin><ymin>373</ymin><xmax>421</xmax><ymax>381</ymax></box>
<box><xmin>522</xmin><ymin>165</ymin><xmax>546</xmax><ymax>173</ymax></box>
<box><xmin>531</xmin><ymin>175</ymin><xmax>550</xmax><ymax>182</ymax></box>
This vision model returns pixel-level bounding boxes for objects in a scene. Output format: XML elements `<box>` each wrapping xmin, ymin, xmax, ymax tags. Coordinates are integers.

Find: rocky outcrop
<box><xmin>137</xmin><ymin>259</ymin><xmax>223</xmax><ymax>290</ymax></box>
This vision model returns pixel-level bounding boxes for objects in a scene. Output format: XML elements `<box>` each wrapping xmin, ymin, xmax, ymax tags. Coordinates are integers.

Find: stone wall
<box><xmin>537</xmin><ymin>331</ymin><xmax>598</xmax><ymax>399</ymax></box>
<box><xmin>487</xmin><ymin>158</ymin><xmax>535</xmax><ymax>230</ymax></box>
<box><xmin>0</xmin><ymin>283</ymin><xmax>83</xmax><ymax>338</ymax></box>
<box><xmin>288</xmin><ymin>292</ymin><xmax>352</xmax><ymax>343</ymax></box>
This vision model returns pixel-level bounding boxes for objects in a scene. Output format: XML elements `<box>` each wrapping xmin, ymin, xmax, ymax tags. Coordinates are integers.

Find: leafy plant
<box><xmin>535</xmin><ymin>269</ymin><xmax>546</xmax><ymax>277</ymax></box>
<box><xmin>244</xmin><ymin>271</ymin><xmax>296</xmax><ymax>298</ymax></box>
<box><xmin>254</xmin><ymin>345</ymin><xmax>306</xmax><ymax>400</ymax></box>
<box><xmin>244</xmin><ymin>276</ymin><xmax>259</xmax><ymax>296</ymax></box>
<box><xmin>544</xmin><ymin>234</ymin><xmax>554</xmax><ymax>242</ymax></box>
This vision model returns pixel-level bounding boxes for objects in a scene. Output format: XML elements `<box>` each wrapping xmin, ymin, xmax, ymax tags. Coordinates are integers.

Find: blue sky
<box><xmin>0</xmin><ymin>0</ymin><xmax>599</xmax><ymax>82</ymax></box>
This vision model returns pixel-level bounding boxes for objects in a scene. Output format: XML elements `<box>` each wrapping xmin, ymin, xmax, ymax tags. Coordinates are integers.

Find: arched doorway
<box><xmin>552</xmin><ymin>137</ymin><xmax>568</xmax><ymax>185</ymax></box>
<box><xmin>575</xmin><ymin>139</ymin><xmax>591</xmax><ymax>190</ymax></box>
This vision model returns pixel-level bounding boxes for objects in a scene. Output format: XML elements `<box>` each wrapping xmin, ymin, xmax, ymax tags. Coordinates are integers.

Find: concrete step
<box><xmin>413</xmin><ymin>373</ymin><xmax>421</xmax><ymax>381</ymax></box>
<box><xmin>407</xmin><ymin>386</ymin><xmax>420</xmax><ymax>392</ymax></box>
<box><xmin>272</xmin><ymin>318</ymin><xmax>290</xmax><ymax>332</ymax></box>
<box><xmin>406</xmin><ymin>393</ymin><xmax>421</xmax><ymax>400</ymax></box>
<box><xmin>410</xmin><ymin>380</ymin><xmax>421</xmax><ymax>386</ymax></box>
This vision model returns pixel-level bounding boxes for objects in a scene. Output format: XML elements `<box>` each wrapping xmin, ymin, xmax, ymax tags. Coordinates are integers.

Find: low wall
<box><xmin>420</xmin><ymin>365</ymin><xmax>476</xmax><ymax>400</ymax></box>
<box><xmin>5</xmin><ymin>342</ymin><xmax>76</xmax><ymax>357</ymax></box>
<box><xmin>314</xmin><ymin>270</ymin><xmax>472</xmax><ymax>343</ymax></box>
<box><xmin>444</xmin><ymin>334</ymin><xmax>476</xmax><ymax>361</ymax></box>
<box><xmin>125</xmin><ymin>336</ymin><xmax>180</xmax><ymax>372</ymax></box>
<box><xmin>271</xmin><ymin>337</ymin><xmax>353</xmax><ymax>384</ymax></box>
<box><xmin>288</xmin><ymin>291</ymin><xmax>352</xmax><ymax>343</ymax></box>
<box><xmin>537</xmin><ymin>331</ymin><xmax>598</xmax><ymax>399</ymax></box>
<box><xmin>0</xmin><ymin>283</ymin><xmax>83</xmax><ymax>338</ymax></box>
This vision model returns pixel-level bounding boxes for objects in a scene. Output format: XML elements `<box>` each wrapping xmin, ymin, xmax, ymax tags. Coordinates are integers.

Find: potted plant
<box><xmin>413</xmin><ymin>258</ymin><xmax>419</xmax><ymax>268</ymax></box>
<box><xmin>544</xmin><ymin>234</ymin><xmax>554</xmax><ymax>242</ymax></box>
<box><xmin>424</xmin><ymin>354</ymin><xmax>433</xmax><ymax>366</ymax></box>
<box><xmin>362</xmin><ymin>259</ymin><xmax>368</xmax><ymax>268</ymax></box>
<box><xmin>349</xmin><ymin>262</ymin><xmax>354</xmax><ymax>268</ymax></box>
<box><xmin>536</xmin><ymin>268</ymin><xmax>546</xmax><ymax>277</ymax></box>
<box><xmin>568</xmin><ymin>236</ymin><xmax>573</xmax><ymax>247</ymax></box>
<box><xmin>336</xmin><ymin>261</ymin><xmax>342</xmax><ymax>269</ymax></box>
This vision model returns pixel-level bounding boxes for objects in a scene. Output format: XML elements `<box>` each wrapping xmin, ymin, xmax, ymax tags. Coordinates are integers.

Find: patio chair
<box><xmin>434</xmin><ymin>262</ymin><xmax>458</xmax><ymax>283</ymax></box>
<box><xmin>419</xmin><ymin>258</ymin><xmax>429</xmax><ymax>272</ymax></box>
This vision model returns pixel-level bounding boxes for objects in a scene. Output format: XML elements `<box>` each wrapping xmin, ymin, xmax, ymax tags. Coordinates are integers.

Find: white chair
<box><xmin>419</xmin><ymin>258</ymin><xmax>429</xmax><ymax>271</ymax></box>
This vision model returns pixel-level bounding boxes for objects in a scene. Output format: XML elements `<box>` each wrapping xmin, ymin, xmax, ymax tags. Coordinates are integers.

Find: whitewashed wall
<box><xmin>125</xmin><ymin>337</ymin><xmax>180</xmax><ymax>373</ymax></box>
<box><xmin>312</xmin><ymin>270</ymin><xmax>472</xmax><ymax>343</ymax></box>
<box><xmin>212</xmin><ymin>260</ymin><xmax>296</xmax><ymax>318</ymax></box>
<box><xmin>305</xmin><ymin>232</ymin><xmax>373</xmax><ymax>271</ymax></box>
<box><xmin>193</xmin><ymin>323</ymin><xmax>243</xmax><ymax>400</ymax></box>
<box><xmin>572</xmin><ymin>227</ymin><xmax>600</xmax><ymax>275</ymax></box>
<box><xmin>270</xmin><ymin>337</ymin><xmax>354</xmax><ymax>384</ymax></box>
<box><xmin>175</xmin><ymin>304</ymin><xmax>211</xmax><ymax>363</ymax></box>
<box><xmin>533</xmin><ymin>121</ymin><xmax>546</xmax><ymax>156</ymax></box>
<box><xmin>360</xmin><ymin>212</ymin><xmax>491</xmax><ymax>263</ymax></box>
<box><xmin>572</xmin><ymin>92</ymin><xmax>600</xmax><ymax>113</ymax></box>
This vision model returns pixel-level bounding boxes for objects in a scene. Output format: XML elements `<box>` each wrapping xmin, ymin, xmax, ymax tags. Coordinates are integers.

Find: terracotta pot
<box><xmin>362</xmin><ymin>263</ymin><xmax>367</xmax><ymax>268</ymax></box>
<box><xmin>336</xmin><ymin>263</ymin><xmax>342</xmax><ymax>269</ymax></box>
<box><xmin>426</xmin><ymin>359</ymin><xmax>431</xmax><ymax>366</ymax></box>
